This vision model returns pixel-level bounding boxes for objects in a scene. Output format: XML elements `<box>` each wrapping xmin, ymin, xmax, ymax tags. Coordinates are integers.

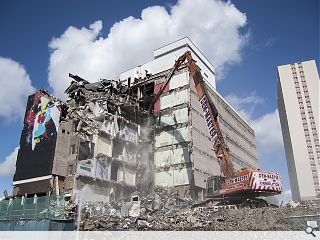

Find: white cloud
<box><xmin>225</xmin><ymin>92</ymin><xmax>283</xmax><ymax>155</ymax></box>
<box><xmin>0</xmin><ymin>147</ymin><xmax>19</xmax><ymax>177</ymax></box>
<box><xmin>252</xmin><ymin>109</ymin><xmax>284</xmax><ymax>155</ymax></box>
<box><xmin>225</xmin><ymin>92</ymin><xmax>264</xmax><ymax>121</ymax></box>
<box><xmin>48</xmin><ymin>0</ymin><xmax>248</xmax><ymax>98</ymax></box>
<box><xmin>0</xmin><ymin>57</ymin><xmax>35</xmax><ymax>121</ymax></box>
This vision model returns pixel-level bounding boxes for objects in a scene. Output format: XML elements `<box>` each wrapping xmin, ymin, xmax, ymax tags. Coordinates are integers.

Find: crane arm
<box><xmin>150</xmin><ymin>51</ymin><xmax>234</xmax><ymax>177</ymax></box>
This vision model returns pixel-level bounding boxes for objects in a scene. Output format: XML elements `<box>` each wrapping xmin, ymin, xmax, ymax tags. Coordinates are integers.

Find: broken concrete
<box><xmin>74</xmin><ymin>187</ymin><xmax>320</xmax><ymax>231</ymax></box>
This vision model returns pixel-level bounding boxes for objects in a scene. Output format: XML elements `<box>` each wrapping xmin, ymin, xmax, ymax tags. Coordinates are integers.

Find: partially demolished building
<box><xmin>119</xmin><ymin>38</ymin><xmax>258</xmax><ymax>199</ymax></box>
<box><xmin>12</xmin><ymin>37</ymin><xmax>258</xmax><ymax>202</ymax></box>
<box><xmin>13</xmin><ymin>79</ymin><xmax>153</xmax><ymax>201</ymax></box>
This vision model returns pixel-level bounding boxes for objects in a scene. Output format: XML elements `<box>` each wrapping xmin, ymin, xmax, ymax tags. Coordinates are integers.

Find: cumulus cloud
<box><xmin>48</xmin><ymin>0</ymin><xmax>248</xmax><ymax>97</ymax></box>
<box><xmin>0</xmin><ymin>57</ymin><xmax>35</xmax><ymax>121</ymax></box>
<box><xmin>225</xmin><ymin>92</ymin><xmax>283</xmax><ymax>155</ymax></box>
<box><xmin>0</xmin><ymin>147</ymin><xmax>19</xmax><ymax>177</ymax></box>
<box><xmin>225</xmin><ymin>92</ymin><xmax>264</xmax><ymax>121</ymax></box>
<box><xmin>251</xmin><ymin>109</ymin><xmax>284</xmax><ymax>155</ymax></box>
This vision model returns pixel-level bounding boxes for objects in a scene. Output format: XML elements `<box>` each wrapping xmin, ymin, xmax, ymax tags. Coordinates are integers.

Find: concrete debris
<box><xmin>73</xmin><ymin>187</ymin><xmax>320</xmax><ymax>231</ymax></box>
<box><xmin>287</xmin><ymin>200</ymin><xmax>300</xmax><ymax>208</ymax></box>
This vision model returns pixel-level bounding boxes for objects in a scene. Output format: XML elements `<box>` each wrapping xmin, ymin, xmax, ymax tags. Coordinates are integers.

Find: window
<box><xmin>300</xmin><ymin>107</ymin><xmax>304</xmax><ymax>110</ymax></box>
<box><xmin>303</xmin><ymin>123</ymin><xmax>308</xmax><ymax>126</ymax></box>
<box><xmin>305</xmin><ymin>134</ymin><xmax>310</xmax><ymax>137</ymax></box>
<box><xmin>62</xmin><ymin>129</ymin><xmax>65</xmax><ymax>133</ymax></box>
<box><xmin>306</xmin><ymin>140</ymin><xmax>311</xmax><ymax>143</ymax></box>
<box><xmin>312</xmin><ymin>128</ymin><xmax>317</xmax><ymax>131</ymax></box>
<box><xmin>299</xmin><ymin>101</ymin><xmax>303</xmax><ymax>104</ymax></box>
<box><xmin>302</xmin><ymin>117</ymin><xmax>306</xmax><ymax>120</ymax></box>
<box><xmin>303</xmin><ymin>86</ymin><xmax>308</xmax><ymax>89</ymax></box>
<box><xmin>68</xmin><ymin>165</ymin><xmax>74</xmax><ymax>175</ymax></box>
<box><xmin>71</xmin><ymin>144</ymin><xmax>76</xmax><ymax>154</ymax></box>
<box><xmin>308</xmin><ymin>111</ymin><xmax>313</xmax><ymax>114</ymax></box>
<box><xmin>78</xmin><ymin>141</ymin><xmax>95</xmax><ymax>160</ymax></box>
<box><xmin>298</xmin><ymin>97</ymin><xmax>302</xmax><ymax>100</ymax></box>
<box><xmin>297</xmin><ymin>91</ymin><xmax>301</xmax><ymax>94</ymax></box>
<box><xmin>307</xmin><ymin>146</ymin><xmax>312</xmax><ymax>149</ymax></box>
<box><xmin>307</xmin><ymin>106</ymin><xmax>312</xmax><ymax>109</ymax></box>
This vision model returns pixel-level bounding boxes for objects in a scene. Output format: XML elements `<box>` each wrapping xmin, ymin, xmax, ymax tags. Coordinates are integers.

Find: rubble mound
<box><xmin>76</xmin><ymin>187</ymin><xmax>320</xmax><ymax>231</ymax></box>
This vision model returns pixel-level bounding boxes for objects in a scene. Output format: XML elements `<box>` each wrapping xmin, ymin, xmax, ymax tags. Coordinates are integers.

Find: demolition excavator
<box><xmin>150</xmin><ymin>51</ymin><xmax>282</xmax><ymax>208</ymax></box>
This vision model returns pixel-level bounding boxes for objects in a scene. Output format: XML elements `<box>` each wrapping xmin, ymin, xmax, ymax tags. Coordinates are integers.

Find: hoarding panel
<box><xmin>13</xmin><ymin>92</ymin><xmax>60</xmax><ymax>181</ymax></box>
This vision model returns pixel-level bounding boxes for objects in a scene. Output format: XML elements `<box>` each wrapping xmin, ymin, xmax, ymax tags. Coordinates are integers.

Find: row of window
<box><xmin>300</xmin><ymin>106</ymin><xmax>312</xmax><ymax>111</ymax></box>
<box><xmin>308</xmin><ymin>151</ymin><xmax>320</xmax><ymax>155</ymax></box>
<box><xmin>304</xmin><ymin>122</ymin><xmax>317</xmax><ymax>126</ymax></box>
<box><xmin>305</xmin><ymin>127</ymin><xmax>318</xmax><ymax>132</ymax></box>
<box><xmin>297</xmin><ymin>96</ymin><xmax>310</xmax><ymax>100</ymax></box>
<box><xmin>305</xmin><ymin>133</ymin><xmax>318</xmax><ymax>137</ymax></box>
<box><xmin>292</xmin><ymin>70</ymin><xmax>305</xmax><ymax>74</ymax></box>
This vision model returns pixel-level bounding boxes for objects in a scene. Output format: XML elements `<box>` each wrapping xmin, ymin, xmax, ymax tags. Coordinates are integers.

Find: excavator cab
<box><xmin>206</xmin><ymin>175</ymin><xmax>225</xmax><ymax>197</ymax></box>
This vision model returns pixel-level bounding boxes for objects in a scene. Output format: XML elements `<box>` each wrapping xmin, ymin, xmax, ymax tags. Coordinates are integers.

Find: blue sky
<box><xmin>0</xmin><ymin>0</ymin><xmax>318</xmax><ymax>200</ymax></box>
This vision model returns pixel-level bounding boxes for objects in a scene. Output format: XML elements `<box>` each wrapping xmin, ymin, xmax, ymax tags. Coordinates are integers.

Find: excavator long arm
<box><xmin>150</xmin><ymin>51</ymin><xmax>234</xmax><ymax>177</ymax></box>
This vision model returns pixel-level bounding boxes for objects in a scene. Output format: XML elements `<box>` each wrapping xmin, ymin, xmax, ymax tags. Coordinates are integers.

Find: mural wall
<box><xmin>13</xmin><ymin>92</ymin><xmax>60</xmax><ymax>182</ymax></box>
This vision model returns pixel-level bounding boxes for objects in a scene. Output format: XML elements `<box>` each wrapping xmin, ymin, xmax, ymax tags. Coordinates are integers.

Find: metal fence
<box><xmin>0</xmin><ymin>195</ymin><xmax>67</xmax><ymax>220</ymax></box>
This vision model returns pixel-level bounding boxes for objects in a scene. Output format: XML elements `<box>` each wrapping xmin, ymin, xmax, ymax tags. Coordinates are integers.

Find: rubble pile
<box><xmin>63</xmin><ymin>75</ymin><xmax>149</xmax><ymax>138</ymax></box>
<box><xmin>75</xmin><ymin>187</ymin><xmax>320</xmax><ymax>231</ymax></box>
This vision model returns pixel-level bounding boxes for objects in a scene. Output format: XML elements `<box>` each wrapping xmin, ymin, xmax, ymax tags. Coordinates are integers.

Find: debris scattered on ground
<box><xmin>73</xmin><ymin>187</ymin><xmax>320</xmax><ymax>231</ymax></box>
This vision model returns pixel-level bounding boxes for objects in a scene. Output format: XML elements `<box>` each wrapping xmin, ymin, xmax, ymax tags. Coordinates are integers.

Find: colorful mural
<box><xmin>13</xmin><ymin>92</ymin><xmax>61</xmax><ymax>182</ymax></box>
<box><xmin>24</xmin><ymin>92</ymin><xmax>60</xmax><ymax>150</ymax></box>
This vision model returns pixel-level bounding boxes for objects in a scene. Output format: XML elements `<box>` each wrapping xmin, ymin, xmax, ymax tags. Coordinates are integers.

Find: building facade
<box><xmin>120</xmin><ymin>37</ymin><xmax>259</xmax><ymax>200</ymax></box>
<box><xmin>277</xmin><ymin>60</ymin><xmax>320</xmax><ymax>201</ymax></box>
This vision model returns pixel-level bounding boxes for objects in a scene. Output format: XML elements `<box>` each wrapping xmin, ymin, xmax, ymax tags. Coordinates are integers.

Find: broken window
<box><xmin>68</xmin><ymin>165</ymin><xmax>73</xmax><ymax>175</ymax></box>
<box><xmin>131</xmin><ymin>196</ymin><xmax>139</xmax><ymax>202</ymax></box>
<box><xmin>111</xmin><ymin>163</ymin><xmax>120</xmax><ymax>181</ymax></box>
<box><xmin>78</xmin><ymin>141</ymin><xmax>95</xmax><ymax>160</ymax></box>
<box><xmin>112</xmin><ymin>139</ymin><xmax>124</xmax><ymax>160</ymax></box>
<box><xmin>71</xmin><ymin>144</ymin><xmax>76</xmax><ymax>154</ymax></box>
